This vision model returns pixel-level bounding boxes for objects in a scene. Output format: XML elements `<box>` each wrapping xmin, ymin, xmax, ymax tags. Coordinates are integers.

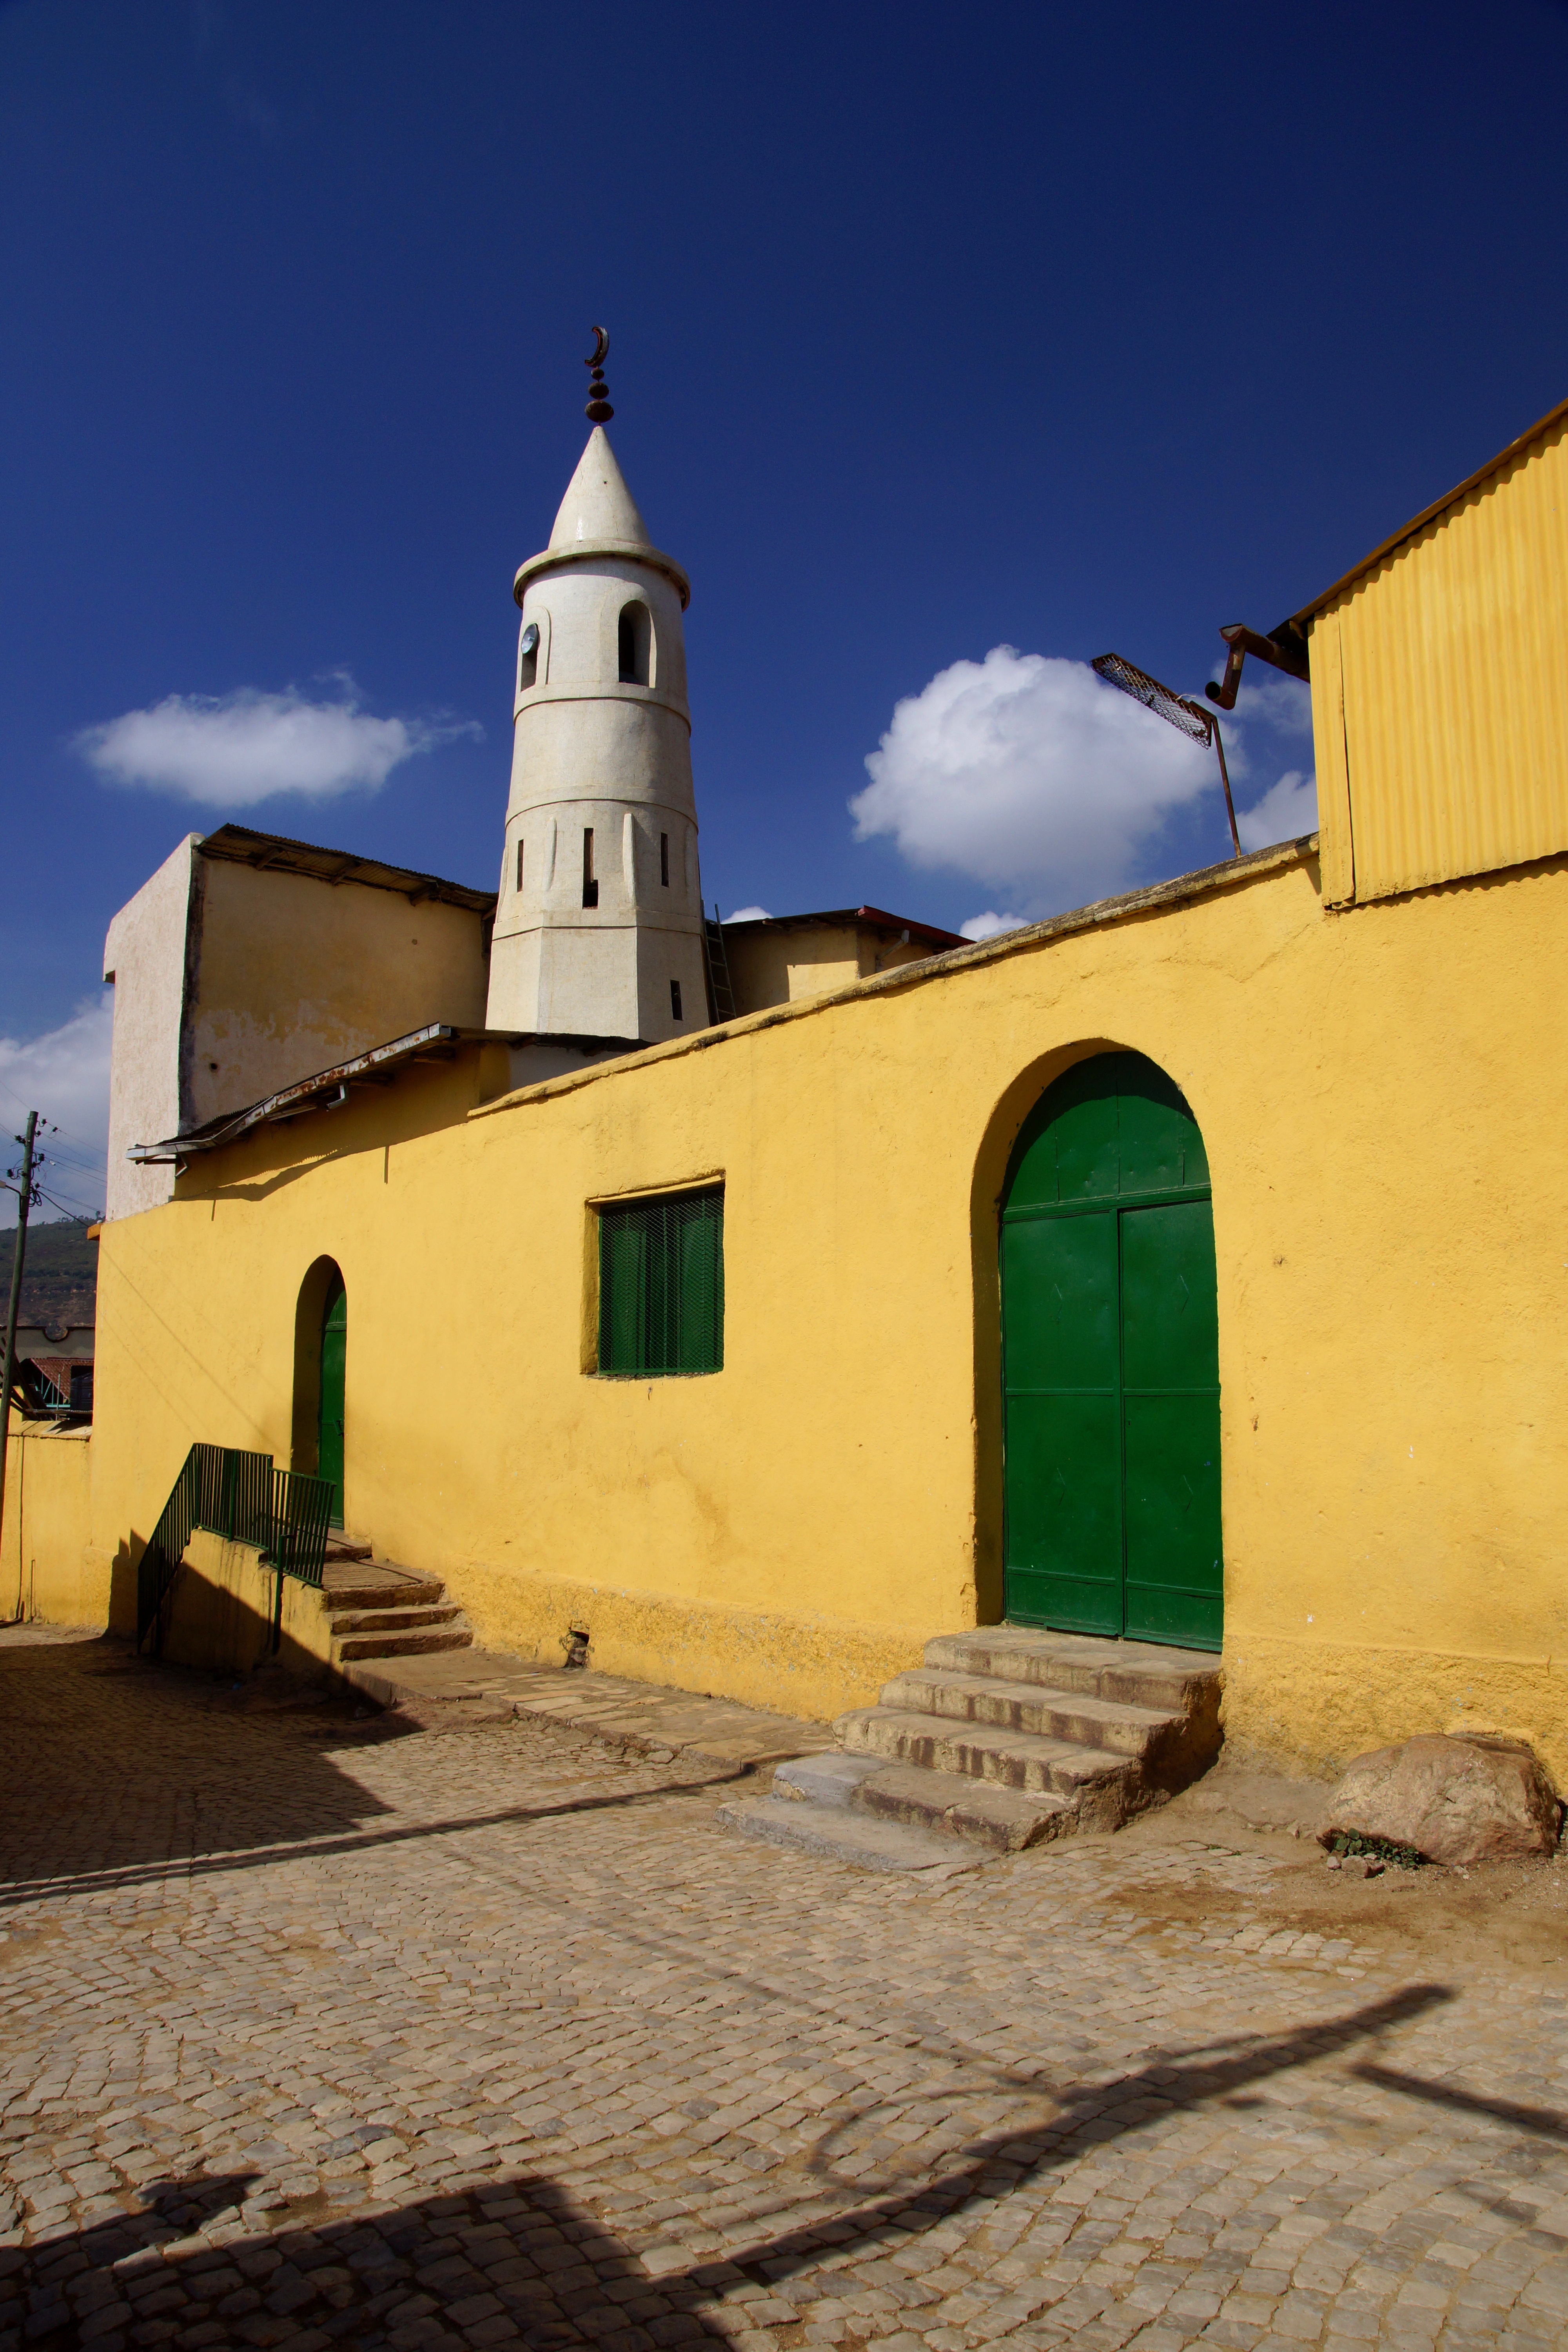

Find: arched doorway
<box><xmin>1000</xmin><ymin>1051</ymin><xmax>1221</xmax><ymax>1651</ymax></box>
<box><xmin>318</xmin><ymin>1278</ymin><xmax>347</xmax><ymax>1529</ymax></box>
<box><xmin>292</xmin><ymin>1258</ymin><xmax>346</xmax><ymax>1530</ymax></box>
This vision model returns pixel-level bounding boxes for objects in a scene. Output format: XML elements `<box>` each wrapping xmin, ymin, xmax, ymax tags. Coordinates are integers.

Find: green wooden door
<box><xmin>318</xmin><ymin>1279</ymin><xmax>347</xmax><ymax>1529</ymax></box>
<box><xmin>1001</xmin><ymin>1053</ymin><xmax>1221</xmax><ymax>1650</ymax></box>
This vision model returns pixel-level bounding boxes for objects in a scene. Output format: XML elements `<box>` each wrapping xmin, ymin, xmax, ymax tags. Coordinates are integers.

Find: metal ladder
<box><xmin>702</xmin><ymin>905</ymin><xmax>736</xmax><ymax>1024</ymax></box>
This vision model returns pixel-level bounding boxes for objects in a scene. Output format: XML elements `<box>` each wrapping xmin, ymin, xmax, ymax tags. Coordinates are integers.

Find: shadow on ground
<box><xmin>0</xmin><ymin>1634</ymin><xmax>745</xmax><ymax>1907</ymax></box>
<box><xmin>0</xmin><ymin>1984</ymin><xmax>1483</xmax><ymax>2349</ymax></box>
<box><xmin>0</xmin><ymin>1633</ymin><xmax>414</xmax><ymax>1892</ymax></box>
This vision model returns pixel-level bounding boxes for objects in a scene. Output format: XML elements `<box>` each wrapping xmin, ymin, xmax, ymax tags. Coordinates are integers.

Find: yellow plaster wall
<box><xmin>2</xmin><ymin>1423</ymin><xmax>100</xmax><ymax>1627</ymax></box>
<box><xmin>187</xmin><ymin>858</ymin><xmax>490</xmax><ymax>1129</ymax></box>
<box><xmin>87</xmin><ymin>842</ymin><xmax>1568</xmax><ymax>1774</ymax></box>
<box><xmin>156</xmin><ymin>1528</ymin><xmax>335</xmax><ymax>1681</ymax></box>
<box><xmin>724</xmin><ymin>923</ymin><xmax>942</xmax><ymax>1016</ymax></box>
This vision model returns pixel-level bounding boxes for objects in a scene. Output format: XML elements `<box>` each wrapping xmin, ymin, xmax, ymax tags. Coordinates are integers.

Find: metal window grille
<box><xmin>598</xmin><ymin>1186</ymin><xmax>724</xmax><ymax>1377</ymax></box>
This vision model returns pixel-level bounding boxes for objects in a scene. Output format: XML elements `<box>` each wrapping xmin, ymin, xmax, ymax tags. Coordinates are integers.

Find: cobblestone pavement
<box><xmin>4</xmin><ymin>1628</ymin><xmax>1568</xmax><ymax>2352</ymax></box>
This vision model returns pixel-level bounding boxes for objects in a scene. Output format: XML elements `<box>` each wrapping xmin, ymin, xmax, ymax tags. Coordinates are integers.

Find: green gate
<box><xmin>1000</xmin><ymin>1051</ymin><xmax>1222</xmax><ymax>1651</ymax></box>
<box><xmin>317</xmin><ymin>1278</ymin><xmax>347</xmax><ymax>1529</ymax></box>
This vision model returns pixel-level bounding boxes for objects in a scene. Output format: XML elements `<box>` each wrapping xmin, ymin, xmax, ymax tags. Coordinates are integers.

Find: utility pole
<box><xmin>0</xmin><ymin>1111</ymin><xmax>40</xmax><ymax>1610</ymax></box>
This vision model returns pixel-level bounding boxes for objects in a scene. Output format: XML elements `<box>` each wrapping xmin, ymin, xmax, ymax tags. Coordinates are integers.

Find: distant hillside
<box><xmin>0</xmin><ymin>1220</ymin><xmax>98</xmax><ymax>1330</ymax></box>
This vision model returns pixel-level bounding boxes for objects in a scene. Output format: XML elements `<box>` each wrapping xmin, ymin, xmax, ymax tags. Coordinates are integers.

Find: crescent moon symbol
<box><xmin>587</xmin><ymin>325</ymin><xmax>609</xmax><ymax>368</ymax></box>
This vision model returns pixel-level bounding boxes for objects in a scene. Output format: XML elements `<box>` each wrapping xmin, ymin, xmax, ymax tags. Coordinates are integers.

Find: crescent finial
<box><xmin>583</xmin><ymin>326</ymin><xmax>614</xmax><ymax>423</ymax></box>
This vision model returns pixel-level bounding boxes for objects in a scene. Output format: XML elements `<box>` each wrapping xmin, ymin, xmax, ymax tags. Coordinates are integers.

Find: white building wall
<box><xmin>101</xmin><ymin>835</ymin><xmax>201</xmax><ymax>1221</ymax></box>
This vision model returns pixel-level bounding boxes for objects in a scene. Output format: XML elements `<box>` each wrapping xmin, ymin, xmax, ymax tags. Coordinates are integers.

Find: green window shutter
<box><xmin>675</xmin><ymin>1189</ymin><xmax>724</xmax><ymax>1372</ymax></box>
<box><xmin>603</xmin><ymin>1212</ymin><xmax>650</xmax><ymax>1373</ymax></box>
<box><xmin>599</xmin><ymin>1186</ymin><xmax>724</xmax><ymax>1377</ymax></box>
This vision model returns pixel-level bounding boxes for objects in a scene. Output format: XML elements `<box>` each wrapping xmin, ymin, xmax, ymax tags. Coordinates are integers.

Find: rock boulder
<box><xmin>1318</xmin><ymin>1733</ymin><xmax>1559</xmax><ymax>1867</ymax></box>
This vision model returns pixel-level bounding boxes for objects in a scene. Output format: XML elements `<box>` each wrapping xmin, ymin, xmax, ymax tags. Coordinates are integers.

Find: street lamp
<box><xmin>1092</xmin><ymin>651</ymin><xmax>1241</xmax><ymax>858</ymax></box>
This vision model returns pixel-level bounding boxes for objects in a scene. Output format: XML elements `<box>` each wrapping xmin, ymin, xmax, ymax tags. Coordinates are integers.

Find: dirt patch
<box><xmin>1113</xmin><ymin>1765</ymin><xmax>1568</xmax><ymax>1975</ymax></box>
<box><xmin>1251</xmin><ymin>1848</ymin><xmax>1568</xmax><ymax>1970</ymax></box>
<box><xmin>0</xmin><ymin>1920</ymin><xmax>64</xmax><ymax>1966</ymax></box>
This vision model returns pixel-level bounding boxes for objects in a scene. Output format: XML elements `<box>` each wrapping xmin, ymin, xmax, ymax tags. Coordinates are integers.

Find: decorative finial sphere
<box><xmin>584</xmin><ymin>325</ymin><xmax>614</xmax><ymax>423</ymax></box>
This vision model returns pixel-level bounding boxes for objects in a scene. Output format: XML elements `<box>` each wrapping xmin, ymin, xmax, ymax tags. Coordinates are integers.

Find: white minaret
<box><xmin>485</xmin><ymin>349</ymin><xmax>708</xmax><ymax>1045</ymax></box>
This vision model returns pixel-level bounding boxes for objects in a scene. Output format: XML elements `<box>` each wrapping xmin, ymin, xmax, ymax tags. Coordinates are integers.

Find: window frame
<box><xmin>590</xmin><ymin>1180</ymin><xmax>725</xmax><ymax>1380</ymax></box>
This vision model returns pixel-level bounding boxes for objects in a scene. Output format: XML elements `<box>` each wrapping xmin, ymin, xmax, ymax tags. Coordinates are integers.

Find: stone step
<box><xmin>775</xmin><ymin>1749</ymin><xmax>1067</xmax><ymax>1853</ymax></box>
<box><xmin>334</xmin><ymin>1624</ymin><xmax>475</xmax><ymax>1662</ymax></box>
<box><xmin>323</xmin><ymin>1574</ymin><xmax>447</xmax><ymax>1613</ymax></box>
<box><xmin>853</xmin><ymin>1762</ymin><xmax>1068</xmax><ymax>1852</ymax></box>
<box><xmin>881</xmin><ymin>1666</ymin><xmax>1175</xmax><ymax>1757</ymax></box>
<box><xmin>717</xmin><ymin>1793</ymin><xmax>982</xmax><ymax>1876</ymax></box>
<box><xmin>327</xmin><ymin>1603</ymin><xmax>464</xmax><ymax>1636</ymax></box>
<box><xmin>773</xmin><ymin>1754</ymin><xmax>884</xmax><ymax>1809</ymax></box>
<box><xmin>837</xmin><ymin>1704</ymin><xmax>1140</xmax><ymax>1820</ymax></box>
<box><xmin>926</xmin><ymin>1627</ymin><xmax>1221</xmax><ymax>1718</ymax></box>
<box><xmin>323</xmin><ymin>1537</ymin><xmax>375</xmax><ymax>1563</ymax></box>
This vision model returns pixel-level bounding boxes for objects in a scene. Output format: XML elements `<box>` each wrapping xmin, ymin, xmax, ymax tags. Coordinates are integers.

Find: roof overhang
<box><xmin>721</xmin><ymin>904</ymin><xmax>967</xmax><ymax>950</ymax></box>
<box><xmin>197</xmin><ymin>824</ymin><xmax>497</xmax><ymax>914</ymax></box>
<box><xmin>127</xmin><ymin>1024</ymin><xmax>644</xmax><ymax>1163</ymax></box>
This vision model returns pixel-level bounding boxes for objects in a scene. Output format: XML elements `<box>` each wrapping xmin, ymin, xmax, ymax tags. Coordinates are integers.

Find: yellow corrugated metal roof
<box><xmin>1289</xmin><ymin>390</ymin><xmax>1568</xmax><ymax>628</ymax></box>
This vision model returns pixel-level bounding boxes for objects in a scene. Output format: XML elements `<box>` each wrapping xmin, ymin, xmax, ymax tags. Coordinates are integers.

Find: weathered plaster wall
<box><xmin>723</xmin><ymin>923</ymin><xmax>941</xmax><ymax>1015</ymax></box>
<box><xmin>100</xmin><ymin>841</ymin><xmax>492</xmax><ymax>1226</ymax></box>
<box><xmin>102</xmin><ymin>834</ymin><xmax>200</xmax><ymax>1220</ymax></box>
<box><xmin>188</xmin><ymin>860</ymin><xmax>490</xmax><ymax>1126</ymax></box>
<box><xmin>2</xmin><ymin>1422</ymin><xmax>99</xmax><ymax>1626</ymax></box>
<box><xmin>156</xmin><ymin>1528</ymin><xmax>334</xmax><ymax>1681</ymax></box>
<box><xmin>86</xmin><ymin>841</ymin><xmax>1568</xmax><ymax>1773</ymax></box>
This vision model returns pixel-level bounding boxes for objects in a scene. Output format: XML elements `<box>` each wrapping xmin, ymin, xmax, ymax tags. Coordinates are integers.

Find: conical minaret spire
<box><xmin>484</xmin><ymin>344</ymin><xmax>706</xmax><ymax>1047</ymax></box>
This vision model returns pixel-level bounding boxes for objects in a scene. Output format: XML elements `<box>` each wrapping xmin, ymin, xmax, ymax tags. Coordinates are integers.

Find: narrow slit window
<box><xmin>515</xmin><ymin>838</ymin><xmax>525</xmax><ymax>892</ymax></box>
<box><xmin>670</xmin><ymin>978</ymin><xmax>683</xmax><ymax>1021</ymax></box>
<box><xmin>517</xmin><ymin>620</ymin><xmax>539</xmax><ymax>693</ymax></box>
<box><xmin>582</xmin><ymin>828</ymin><xmax>598</xmax><ymax>909</ymax></box>
<box><xmin>597</xmin><ymin>1186</ymin><xmax>724</xmax><ymax>1377</ymax></box>
<box><xmin>660</xmin><ymin>831</ymin><xmax>670</xmax><ymax>887</ymax></box>
<box><xmin>617</xmin><ymin>600</ymin><xmax>652</xmax><ymax>686</ymax></box>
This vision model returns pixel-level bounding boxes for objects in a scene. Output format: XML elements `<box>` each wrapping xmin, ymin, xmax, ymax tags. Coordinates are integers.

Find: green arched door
<box><xmin>318</xmin><ymin>1278</ymin><xmax>347</xmax><ymax>1529</ymax></box>
<box><xmin>1001</xmin><ymin>1052</ymin><xmax>1221</xmax><ymax>1651</ymax></box>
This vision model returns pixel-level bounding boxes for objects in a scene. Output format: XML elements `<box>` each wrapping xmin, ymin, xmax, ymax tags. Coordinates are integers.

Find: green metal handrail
<box><xmin>135</xmin><ymin>1443</ymin><xmax>336</xmax><ymax>1654</ymax></box>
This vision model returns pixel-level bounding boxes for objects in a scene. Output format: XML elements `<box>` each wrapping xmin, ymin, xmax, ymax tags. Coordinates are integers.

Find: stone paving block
<box><xmin>3</xmin><ymin>1630</ymin><xmax>1568</xmax><ymax>2352</ymax></box>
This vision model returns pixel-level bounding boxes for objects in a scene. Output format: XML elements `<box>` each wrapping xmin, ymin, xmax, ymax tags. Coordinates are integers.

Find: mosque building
<box><xmin>9</xmin><ymin>367</ymin><xmax>1568</xmax><ymax>1808</ymax></box>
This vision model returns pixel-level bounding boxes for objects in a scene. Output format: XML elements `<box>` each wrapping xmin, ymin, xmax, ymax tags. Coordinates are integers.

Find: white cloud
<box><xmin>851</xmin><ymin>647</ymin><xmax>1214</xmax><ymax>910</ymax></box>
<box><xmin>75</xmin><ymin>679</ymin><xmax>480</xmax><ymax>808</ymax></box>
<box><xmin>725</xmin><ymin>906</ymin><xmax>772</xmax><ymax>923</ymax></box>
<box><xmin>960</xmin><ymin>911</ymin><xmax>1029</xmax><ymax>942</ymax></box>
<box><xmin>0</xmin><ymin>994</ymin><xmax>113</xmax><ymax>1229</ymax></box>
<box><xmin>1228</xmin><ymin>671</ymin><xmax>1313</xmax><ymax>735</ymax></box>
<box><xmin>1236</xmin><ymin>769</ymin><xmax>1319</xmax><ymax>852</ymax></box>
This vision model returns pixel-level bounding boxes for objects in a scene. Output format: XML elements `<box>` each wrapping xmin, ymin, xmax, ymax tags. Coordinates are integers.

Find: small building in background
<box><xmin>102</xmin><ymin>828</ymin><xmax>497</xmax><ymax>1222</ymax></box>
<box><xmin>719</xmin><ymin>907</ymin><xmax>964</xmax><ymax>1015</ymax></box>
<box><xmin>8</xmin><ymin>1326</ymin><xmax>94</xmax><ymax>1421</ymax></box>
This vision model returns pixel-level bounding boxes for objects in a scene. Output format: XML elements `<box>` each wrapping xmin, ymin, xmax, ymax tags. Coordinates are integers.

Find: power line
<box><xmin>0</xmin><ymin>1073</ymin><xmax>109</xmax><ymax>1163</ymax></box>
<box><xmin>36</xmin><ymin>1189</ymin><xmax>103</xmax><ymax>1223</ymax></box>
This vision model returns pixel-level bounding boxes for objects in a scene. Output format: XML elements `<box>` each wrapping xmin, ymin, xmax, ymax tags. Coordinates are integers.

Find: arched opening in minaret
<box><xmin>618</xmin><ymin>601</ymin><xmax>652</xmax><ymax>687</ymax></box>
<box><xmin>517</xmin><ymin>619</ymin><xmax>539</xmax><ymax>692</ymax></box>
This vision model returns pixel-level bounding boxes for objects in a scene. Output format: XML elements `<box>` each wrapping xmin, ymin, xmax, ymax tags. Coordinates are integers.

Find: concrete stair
<box><xmin>721</xmin><ymin>1628</ymin><xmax>1221</xmax><ymax>1871</ymax></box>
<box><xmin>319</xmin><ymin>1546</ymin><xmax>474</xmax><ymax>1668</ymax></box>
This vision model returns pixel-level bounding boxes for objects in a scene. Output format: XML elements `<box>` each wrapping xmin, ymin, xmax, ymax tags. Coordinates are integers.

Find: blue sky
<box><xmin>3</xmin><ymin>0</ymin><xmax>1567</xmax><ymax>1218</ymax></box>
